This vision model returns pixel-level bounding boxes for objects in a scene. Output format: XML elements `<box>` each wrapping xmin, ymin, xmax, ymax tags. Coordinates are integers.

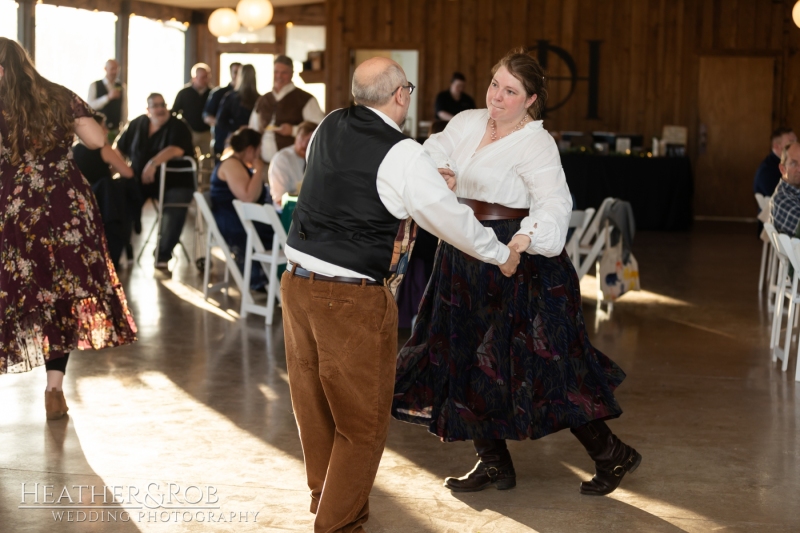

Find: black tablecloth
<box><xmin>561</xmin><ymin>154</ymin><xmax>693</xmax><ymax>231</ymax></box>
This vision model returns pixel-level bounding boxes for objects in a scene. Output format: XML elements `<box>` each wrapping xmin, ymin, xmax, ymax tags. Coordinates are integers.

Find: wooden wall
<box><xmin>325</xmin><ymin>0</ymin><xmax>800</xmax><ymax>217</ymax></box>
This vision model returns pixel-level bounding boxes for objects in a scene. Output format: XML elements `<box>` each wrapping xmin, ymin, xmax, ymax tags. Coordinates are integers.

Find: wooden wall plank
<box><xmin>324</xmin><ymin>0</ymin><xmax>794</xmax><ymax>216</ymax></box>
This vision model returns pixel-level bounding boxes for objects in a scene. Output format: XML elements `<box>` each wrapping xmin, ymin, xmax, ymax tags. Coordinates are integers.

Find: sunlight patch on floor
<box><xmin>160</xmin><ymin>279</ymin><xmax>237</xmax><ymax>322</ymax></box>
<box><xmin>560</xmin><ymin>461</ymin><xmax>724</xmax><ymax>531</ymax></box>
<box><xmin>580</xmin><ymin>274</ymin><xmax>691</xmax><ymax>307</ymax></box>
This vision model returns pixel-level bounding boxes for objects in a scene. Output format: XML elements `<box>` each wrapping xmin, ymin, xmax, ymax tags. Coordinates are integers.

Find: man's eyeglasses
<box><xmin>391</xmin><ymin>82</ymin><xmax>415</xmax><ymax>97</ymax></box>
<box><xmin>149</xmin><ymin>102</ymin><xmax>167</xmax><ymax>109</ymax></box>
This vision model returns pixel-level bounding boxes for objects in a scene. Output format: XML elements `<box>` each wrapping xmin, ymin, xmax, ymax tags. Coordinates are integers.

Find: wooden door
<box><xmin>696</xmin><ymin>57</ymin><xmax>774</xmax><ymax>218</ymax></box>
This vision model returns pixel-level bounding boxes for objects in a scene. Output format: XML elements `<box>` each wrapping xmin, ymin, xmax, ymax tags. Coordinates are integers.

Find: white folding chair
<box><xmin>790</xmin><ymin>239</ymin><xmax>800</xmax><ymax>381</ymax></box>
<box><xmin>136</xmin><ymin>156</ymin><xmax>198</xmax><ymax>268</ymax></box>
<box><xmin>193</xmin><ymin>191</ymin><xmax>246</xmax><ymax>300</ymax></box>
<box><xmin>766</xmin><ymin>224</ymin><xmax>791</xmax><ymax>353</ymax></box>
<box><xmin>232</xmin><ymin>200</ymin><xmax>288</xmax><ymax>325</ymax></box>
<box><xmin>575</xmin><ymin>197</ymin><xmax>615</xmax><ymax>280</ymax></box>
<box><xmin>566</xmin><ymin>208</ymin><xmax>595</xmax><ymax>266</ymax></box>
<box><xmin>755</xmin><ymin>193</ymin><xmax>774</xmax><ymax>294</ymax></box>
<box><xmin>774</xmin><ymin>233</ymin><xmax>800</xmax><ymax>375</ymax></box>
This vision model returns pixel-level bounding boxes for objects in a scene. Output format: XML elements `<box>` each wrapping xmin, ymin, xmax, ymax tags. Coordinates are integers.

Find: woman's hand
<box><xmin>142</xmin><ymin>160</ymin><xmax>157</xmax><ymax>184</ymax></box>
<box><xmin>438</xmin><ymin>168</ymin><xmax>457</xmax><ymax>191</ymax></box>
<box><xmin>508</xmin><ymin>234</ymin><xmax>531</xmax><ymax>253</ymax></box>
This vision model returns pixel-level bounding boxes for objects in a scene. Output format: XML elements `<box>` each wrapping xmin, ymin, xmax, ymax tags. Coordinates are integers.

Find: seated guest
<box><xmin>267</xmin><ymin>120</ymin><xmax>316</xmax><ymax>207</ymax></box>
<box><xmin>172</xmin><ymin>62</ymin><xmax>212</xmax><ymax>157</ymax></box>
<box><xmin>72</xmin><ymin>112</ymin><xmax>134</xmax><ymax>267</ymax></box>
<box><xmin>215</xmin><ymin>64</ymin><xmax>259</xmax><ymax>159</ymax></box>
<box><xmin>115</xmin><ymin>93</ymin><xmax>195</xmax><ymax>268</ymax></box>
<box><xmin>210</xmin><ymin>128</ymin><xmax>274</xmax><ymax>290</ymax></box>
<box><xmin>434</xmin><ymin>72</ymin><xmax>476</xmax><ymax>121</ymax></box>
<box><xmin>769</xmin><ymin>142</ymin><xmax>800</xmax><ymax>236</ymax></box>
<box><xmin>755</xmin><ymin>127</ymin><xmax>796</xmax><ymax>198</ymax></box>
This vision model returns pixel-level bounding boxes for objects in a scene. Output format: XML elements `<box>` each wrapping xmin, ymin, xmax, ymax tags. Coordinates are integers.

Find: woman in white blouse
<box><xmin>392</xmin><ymin>50</ymin><xmax>641</xmax><ymax>497</ymax></box>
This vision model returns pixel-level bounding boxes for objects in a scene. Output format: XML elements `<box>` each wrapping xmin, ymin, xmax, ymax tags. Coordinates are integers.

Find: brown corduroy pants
<box><xmin>280</xmin><ymin>270</ymin><xmax>398</xmax><ymax>533</ymax></box>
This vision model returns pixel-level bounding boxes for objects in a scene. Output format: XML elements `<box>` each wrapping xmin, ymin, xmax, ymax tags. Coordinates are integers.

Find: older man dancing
<box><xmin>281</xmin><ymin>57</ymin><xmax>521</xmax><ymax>532</ymax></box>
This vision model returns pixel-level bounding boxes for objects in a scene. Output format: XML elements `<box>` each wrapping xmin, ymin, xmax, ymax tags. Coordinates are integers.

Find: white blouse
<box><xmin>424</xmin><ymin>109</ymin><xmax>572</xmax><ymax>257</ymax></box>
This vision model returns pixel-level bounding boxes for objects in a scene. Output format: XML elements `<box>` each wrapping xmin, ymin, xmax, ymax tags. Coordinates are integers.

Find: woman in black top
<box><xmin>72</xmin><ymin>112</ymin><xmax>134</xmax><ymax>266</ymax></box>
<box><xmin>215</xmin><ymin>64</ymin><xmax>259</xmax><ymax>158</ymax></box>
<box><xmin>210</xmin><ymin>127</ymin><xmax>274</xmax><ymax>290</ymax></box>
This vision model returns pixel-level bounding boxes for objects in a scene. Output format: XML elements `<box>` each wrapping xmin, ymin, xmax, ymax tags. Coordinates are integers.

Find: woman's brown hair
<box><xmin>491</xmin><ymin>48</ymin><xmax>548</xmax><ymax>120</ymax></box>
<box><xmin>0</xmin><ymin>38</ymin><xmax>75</xmax><ymax>165</ymax></box>
<box><xmin>235</xmin><ymin>64</ymin><xmax>260</xmax><ymax>110</ymax></box>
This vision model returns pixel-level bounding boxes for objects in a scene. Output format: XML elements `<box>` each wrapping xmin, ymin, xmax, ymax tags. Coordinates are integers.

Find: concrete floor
<box><xmin>1</xmin><ymin>220</ymin><xmax>798</xmax><ymax>532</ymax></box>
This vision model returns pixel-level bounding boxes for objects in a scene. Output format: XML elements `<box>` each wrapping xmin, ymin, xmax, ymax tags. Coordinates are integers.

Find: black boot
<box><xmin>444</xmin><ymin>439</ymin><xmax>516</xmax><ymax>492</ymax></box>
<box><xmin>571</xmin><ymin>420</ymin><xmax>641</xmax><ymax>496</ymax></box>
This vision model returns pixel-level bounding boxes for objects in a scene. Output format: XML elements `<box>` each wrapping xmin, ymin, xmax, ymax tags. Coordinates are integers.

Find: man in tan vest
<box><xmin>249</xmin><ymin>55</ymin><xmax>325</xmax><ymax>176</ymax></box>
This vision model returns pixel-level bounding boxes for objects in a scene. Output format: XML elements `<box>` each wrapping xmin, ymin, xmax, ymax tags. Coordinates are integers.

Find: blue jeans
<box><xmin>157</xmin><ymin>187</ymin><xmax>195</xmax><ymax>262</ymax></box>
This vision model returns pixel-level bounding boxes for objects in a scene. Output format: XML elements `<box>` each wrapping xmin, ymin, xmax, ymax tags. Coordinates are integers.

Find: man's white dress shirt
<box><xmin>248</xmin><ymin>82</ymin><xmax>325</xmax><ymax>163</ymax></box>
<box><xmin>268</xmin><ymin>145</ymin><xmax>305</xmax><ymax>206</ymax></box>
<box><xmin>285</xmin><ymin>107</ymin><xmax>510</xmax><ymax>281</ymax></box>
<box><xmin>424</xmin><ymin>109</ymin><xmax>572</xmax><ymax>257</ymax></box>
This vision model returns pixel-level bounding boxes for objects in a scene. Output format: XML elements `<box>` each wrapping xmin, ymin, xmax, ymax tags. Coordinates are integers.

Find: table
<box><xmin>561</xmin><ymin>154</ymin><xmax>693</xmax><ymax>231</ymax></box>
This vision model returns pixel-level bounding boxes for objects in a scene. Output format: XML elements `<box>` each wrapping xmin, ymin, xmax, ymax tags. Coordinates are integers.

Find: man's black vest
<box><xmin>287</xmin><ymin>105</ymin><xmax>408</xmax><ymax>281</ymax></box>
<box><xmin>95</xmin><ymin>79</ymin><xmax>122</xmax><ymax>130</ymax></box>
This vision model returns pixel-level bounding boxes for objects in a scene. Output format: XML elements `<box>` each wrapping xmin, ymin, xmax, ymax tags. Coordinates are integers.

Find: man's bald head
<box><xmin>352</xmin><ymin>57</ymin><xmax>407</xmax><ymax>108</ymax></box>
<box><xmin>105</xmin><ymin>59</ymin><xmax>119</xmax><ymax>80</ymax></box>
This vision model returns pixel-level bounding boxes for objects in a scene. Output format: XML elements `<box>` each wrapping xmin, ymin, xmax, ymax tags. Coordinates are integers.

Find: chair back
<box><xmin>778</xmin><ymin>234</ymin><xmax>800</xmax><ymax>274</ymax></box>
<box><xmin>765</xmin><ymin>223</ymin><xmax>788</xmax><ymax>263</ymax></box>
<box><xmin>755</xmin><ymin>193</ymin><xmax>770</xmax><ymax>211</ymax></box>
<box><xmin>193</xmin><ymin>191</ymin><xmax>246</xmax><ymax>298</ymax></box>
<box><xmin>232</xmin><ymin>200</ymin><xmax>288</xmax><ymax>252</ymax></box>
<box><xmin>579</xmin><ymin>197</ymin><xmax>615</xmax><ymax>247</ymax></box>
<box><xmin>232</xmin><ymin>200</ymin><xmax>288</xmax><ymax>325</ymax></box>
<box><xmin>566</xmin><ymin>208</ymin><xmax>595</xmax><ymax>264</ymax></box>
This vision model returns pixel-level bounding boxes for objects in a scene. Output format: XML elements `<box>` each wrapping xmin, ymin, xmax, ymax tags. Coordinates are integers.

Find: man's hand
<box><xmin>499</xmin><ymin>245</ymin><xmax>521</xmax><ymax>277</ymax></box>
<box><xmin>438</xmin><ymin>167</ymin><xmax>456</xmax><ymax>191</ymax></box>
<box><xmin>508</xmin><ymin>234</ymin><xmax>531</xmax><ymax>253</ymax></box>
<box><xmin>108</xmin><ymin>88</ymin><xmax>121</xmax><ymax>100</ymax></box>
<box><xmin>142</xmin><ymin>161</ymin><xmax>157</xmax><ymax>184</ymax></box>
<box><xmin>277</xmin><ymin>123</ymin><xmax>293</xmax><ymax>136</ymax></box>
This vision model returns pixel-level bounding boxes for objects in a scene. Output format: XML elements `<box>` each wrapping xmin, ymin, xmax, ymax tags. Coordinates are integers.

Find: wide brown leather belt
<box><xmin>290</xmin><ymin>264</ymin><xmax>380</xmax><ymax>286</ymax></box>
<box><xmin>458</xmin><ymin>198</ymin><xmax>528</xmax><ymax>221</ymax></box>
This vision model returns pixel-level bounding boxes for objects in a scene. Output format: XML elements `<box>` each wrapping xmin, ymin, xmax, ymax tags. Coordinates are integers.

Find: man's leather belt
<box><xmin>291</xmin><ymin>264</ymin><xmax>380</xmax><ymax>286</ymax></box>
<box><xmin>458</xmin><ymin>198</ymin><xmax>529</xmax><ymax>221</ymax></box>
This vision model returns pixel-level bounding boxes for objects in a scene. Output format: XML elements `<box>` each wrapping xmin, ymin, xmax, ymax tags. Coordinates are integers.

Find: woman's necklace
<box><xmin>490</xmin><ymin>114</ymin><xmax>529</xmax><ymax>142</ymax></box>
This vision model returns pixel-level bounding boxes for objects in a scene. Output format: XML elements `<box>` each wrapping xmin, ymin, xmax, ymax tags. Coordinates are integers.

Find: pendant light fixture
<box><xmin>208</xmin><ymin>8</ymin><xmax>240</xmax><ymax>37</ymax></box>
<box><xmin>236</xmin><ymin>0</ymin><xmax>274</xmax><ymax>31</ymax></box>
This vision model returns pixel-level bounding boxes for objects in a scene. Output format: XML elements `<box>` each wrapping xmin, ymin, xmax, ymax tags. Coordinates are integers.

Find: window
<box><xmin>34</xmin><ymin>5</ymin><xmax>116</xmax><ymax>97</ymax></box>
<box><xmin>220</xmin><ymin>53</ymin><xmax>274</xmax><ymax>96</ymax></box>
<box><xmin>218</xmin><ymin>25</ymin><xmax>326</xmax><ymax>112</ymax></box>
<box><xmin>287</xmin><ymin>25</ymin><xmax>326</xmax><ymax>111</ymax></box>
<box><xmin>0</xmin><ymin>0</ymin><xmax>17</xmax><ymax>40</ymax></box>
<box><xmin>127</xmin><ymin>16</ymin><xmax>186</xmax><ymax>113</ymax></box>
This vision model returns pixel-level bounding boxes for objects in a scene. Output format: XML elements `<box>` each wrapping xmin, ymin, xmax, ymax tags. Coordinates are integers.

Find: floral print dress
<box><xmin>0</xmin><ymin>91</ymin><xmax>137</xmax><ymax>374</ymax></box>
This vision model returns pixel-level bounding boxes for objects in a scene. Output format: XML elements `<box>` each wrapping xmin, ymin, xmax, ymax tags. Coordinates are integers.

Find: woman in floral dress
<box><xmin>0</xmin><ymin>38</ymin><xmax>137</xmax><ymax>419</ymax></box>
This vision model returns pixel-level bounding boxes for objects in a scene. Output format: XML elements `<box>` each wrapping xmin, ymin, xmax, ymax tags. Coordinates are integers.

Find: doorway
<box><xmin>696</xmin><ymin>56</ymin><xmax>775</xmax><ymax>218</ymax></box>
